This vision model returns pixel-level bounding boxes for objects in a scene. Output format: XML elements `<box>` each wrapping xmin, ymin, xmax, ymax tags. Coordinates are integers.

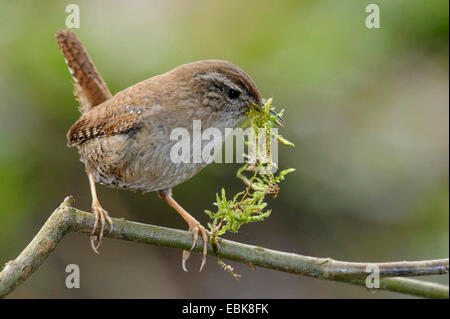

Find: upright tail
<box><xmin>55</xmin><ymin>30</ymin><xmax>112</xmax><ymax>112</ymax></box>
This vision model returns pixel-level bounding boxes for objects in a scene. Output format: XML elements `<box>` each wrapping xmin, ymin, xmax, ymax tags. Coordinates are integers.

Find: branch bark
<box><xmin>0</xmin><ymin>196</ymin><xmax>448</xmax><ymax>299</ymax></box>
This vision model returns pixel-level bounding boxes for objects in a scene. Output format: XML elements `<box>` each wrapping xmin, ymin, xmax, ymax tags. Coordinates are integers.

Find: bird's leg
<box><xmin>158</xmin><ymin>189</ymin><xmax>210</xmax><ymax>272</ymax></box>
<box><xmin>87</xmin><ymin>169</ymin><xmax>113</xmax><ymax>253</ymax></box>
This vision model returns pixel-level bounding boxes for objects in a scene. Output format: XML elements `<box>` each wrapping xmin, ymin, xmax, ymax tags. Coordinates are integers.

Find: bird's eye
<box><xmin>228</xmin><ymin>89</ymin><xmax>240</xmax><ymax>99</ymax></box>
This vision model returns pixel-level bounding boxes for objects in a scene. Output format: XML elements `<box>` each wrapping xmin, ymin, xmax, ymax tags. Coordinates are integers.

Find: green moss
<box><xmin>205</xmin><ymin>98</ymin><xmax>295</xmax><ymax>277</ymax></box>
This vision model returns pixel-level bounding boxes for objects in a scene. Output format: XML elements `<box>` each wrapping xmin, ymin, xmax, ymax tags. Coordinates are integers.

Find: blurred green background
<box><xmin>0</xmin><ymin>0</ymin><xmax>448</xmax><ymax>298</ymax></box>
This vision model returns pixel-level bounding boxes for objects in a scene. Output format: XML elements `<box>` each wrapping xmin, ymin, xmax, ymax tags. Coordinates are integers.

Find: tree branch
<box><xmin>0</xmin><ymin>196</ymin><xmax>448</xmax><ymax>298</ymax></box>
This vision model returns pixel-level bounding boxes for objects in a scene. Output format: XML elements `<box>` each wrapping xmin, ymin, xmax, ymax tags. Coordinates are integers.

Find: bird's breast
<box><xmin>78</xmin><ymin>109</ymin><xmax>240</xmax><ymax>192</ymax></box>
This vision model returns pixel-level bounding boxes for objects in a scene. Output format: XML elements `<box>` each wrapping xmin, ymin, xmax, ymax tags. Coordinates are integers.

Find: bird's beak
<box><xmin>256</xmin><ymin>102</ymin><xmax>285</xmax><ymax>127</ymax></box>
<box><xmin>269</xmin><ymin>109</ymin><xmax>285</xmax><ymax>127</ymax></box>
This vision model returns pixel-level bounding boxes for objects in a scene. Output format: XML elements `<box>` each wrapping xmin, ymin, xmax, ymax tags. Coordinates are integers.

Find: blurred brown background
<box><xmin>0</xmin><ymin>0</ymin><xmax>448</xmax><ymax>298</ymax></box>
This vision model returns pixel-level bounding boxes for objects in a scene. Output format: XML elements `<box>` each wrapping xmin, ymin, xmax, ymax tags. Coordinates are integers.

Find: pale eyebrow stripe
<box><xmin>195</xmin><ymin>71</ymin><xmax>242</xmax><ymax>92</ymax></box>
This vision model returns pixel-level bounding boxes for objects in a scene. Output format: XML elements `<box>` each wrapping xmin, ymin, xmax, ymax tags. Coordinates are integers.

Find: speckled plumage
<box><xmin>57</xmin><ymin>30</ymin><xmax>265</xmax><ymax>267</ymax></box>
<box><xmin>67</xmin><ymin>60</ymin><xmax>263</xmax><ymax>193</ymax></box>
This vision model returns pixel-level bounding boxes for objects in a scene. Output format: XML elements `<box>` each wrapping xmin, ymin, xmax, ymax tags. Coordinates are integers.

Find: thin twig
<box><xmin>0</xmin><ymin>196</ymin><xmax>448</xmax><ymax>298</ymax></box>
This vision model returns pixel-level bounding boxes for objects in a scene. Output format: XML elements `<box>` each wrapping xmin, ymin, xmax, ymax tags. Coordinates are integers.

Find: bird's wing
<box><xmin>67</xmin><ymin>101</ymin><xmax>144</xmax><ymax>146</ymax></box>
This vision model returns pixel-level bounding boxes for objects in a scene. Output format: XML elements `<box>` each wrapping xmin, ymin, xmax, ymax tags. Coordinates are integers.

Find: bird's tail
<box><xmin>55</xmin><ymin>30</ymin><xmax>112</xmax><ymax>112</ymax></box>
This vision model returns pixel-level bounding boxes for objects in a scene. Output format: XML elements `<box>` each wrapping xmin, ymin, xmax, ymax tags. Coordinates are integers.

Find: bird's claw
<box><xmin>182</xmin><ymin>223</ymin><xmax>210</xmax><ymax>272</ymax></box>
<box><xmin>90</xmin><ymin>202</ymin><xmax>113</xmax><ymax>254</ymax></box>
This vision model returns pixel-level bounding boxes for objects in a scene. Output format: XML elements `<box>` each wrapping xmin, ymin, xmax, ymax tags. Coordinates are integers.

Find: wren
<box><xmin>56</xmin><ymin>30</ymin><xmax>276</xmax><ymax>271</ymax></box>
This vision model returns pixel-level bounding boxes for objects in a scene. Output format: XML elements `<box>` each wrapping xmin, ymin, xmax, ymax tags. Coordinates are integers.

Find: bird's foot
<box><xmin>90</xmin><ymin>200</ymin><xmax>113</xmax><ymax>254</ymax></box>
<box><xmin>182</xmin><ymin>222</ymin><xmax>210</xmax><ymax>272</ymax></box>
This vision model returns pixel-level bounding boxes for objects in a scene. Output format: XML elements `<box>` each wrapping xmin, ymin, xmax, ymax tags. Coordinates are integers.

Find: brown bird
<box><xmin>56</xmin><ymin>30</ymin><xmax>277</xmax><ymax>271</ymax></box>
